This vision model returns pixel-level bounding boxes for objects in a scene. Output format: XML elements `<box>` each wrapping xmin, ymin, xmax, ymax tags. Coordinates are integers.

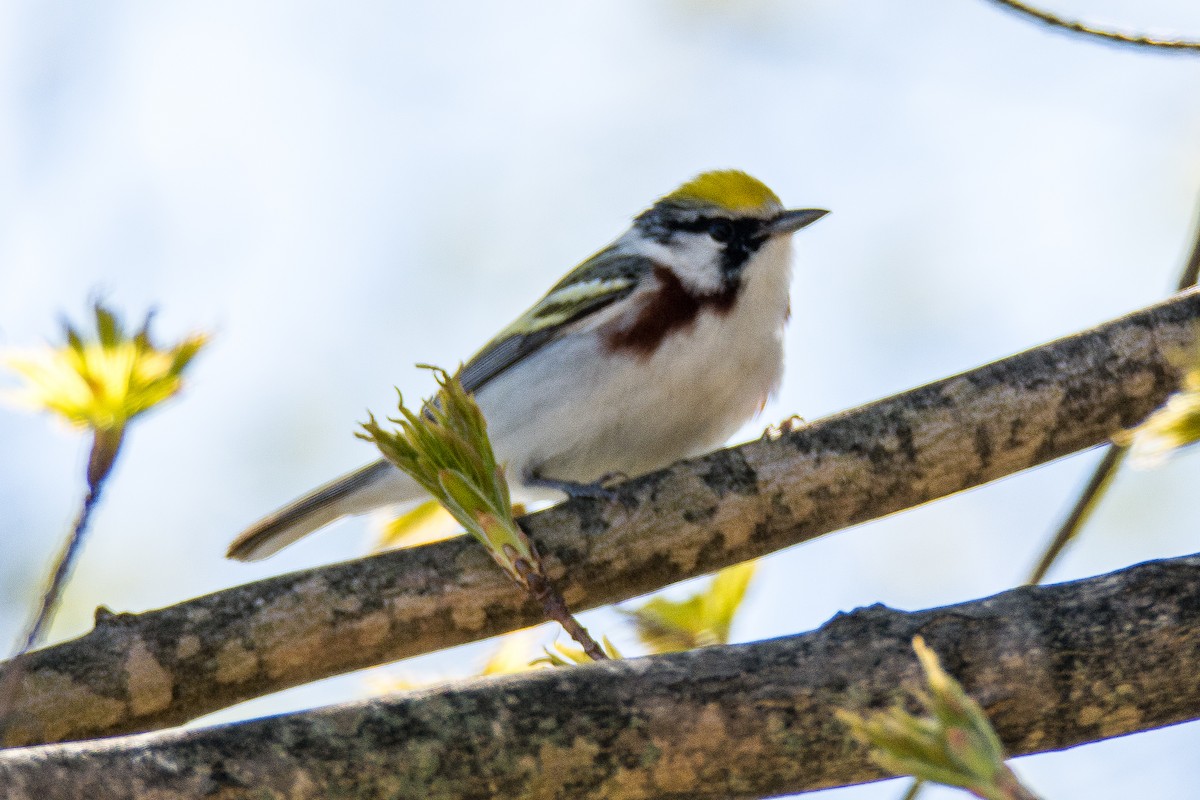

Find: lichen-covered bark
<box><xmin>2</xmin><ymin>554</ymin><xmax>1198</xmax><ymax>799</ymax></box>
<box><xmin>2</xmin><ymin>290</ymin><xmax>1198</xmax><ymax>749</ymax></box>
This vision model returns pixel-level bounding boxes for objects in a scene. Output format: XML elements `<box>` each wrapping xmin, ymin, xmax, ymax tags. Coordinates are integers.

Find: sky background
<box><xmin>2</xmin><ymin>1</ymin><xmax>1200</xmax><ymax>797</ymax></box>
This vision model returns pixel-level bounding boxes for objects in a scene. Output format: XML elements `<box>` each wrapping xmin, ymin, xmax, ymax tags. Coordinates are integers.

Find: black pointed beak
<box><xmin>767</xmin><ymin>208</ymin><xmax>829</xmax><ymax>236</ymax></box>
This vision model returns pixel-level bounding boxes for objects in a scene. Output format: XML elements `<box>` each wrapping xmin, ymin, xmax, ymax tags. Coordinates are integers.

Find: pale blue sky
<box><xmin>2</xmin><ymin>2</ymin><xmax>1199</xmax><ymax>797</ymax></box>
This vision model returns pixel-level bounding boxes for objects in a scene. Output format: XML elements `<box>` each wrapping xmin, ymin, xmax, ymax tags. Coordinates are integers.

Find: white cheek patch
<box><xmin>638</xmin><ymin>233</ymin><xmax>724</xmax><ymax>294</ymax></box>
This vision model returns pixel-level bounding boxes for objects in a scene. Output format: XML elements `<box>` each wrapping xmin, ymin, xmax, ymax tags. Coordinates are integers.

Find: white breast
<box><xmin>476</xmin><ymin>235</ymin><xmax>795</xmax><ymax>492</ymax></box>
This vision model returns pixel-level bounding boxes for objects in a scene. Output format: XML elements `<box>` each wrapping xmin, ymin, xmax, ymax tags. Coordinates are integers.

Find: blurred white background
<box><xmin>2</xmin><ymin>1</ymin><xmax>1199</xmax><ymax>797</ymax></box>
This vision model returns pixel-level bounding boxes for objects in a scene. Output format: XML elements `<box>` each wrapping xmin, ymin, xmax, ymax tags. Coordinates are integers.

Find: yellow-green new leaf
<box><xmin>703</xmin><ymin>560</ymin><xmax>756</xmax><ymax>643</ymax></box>
<box><xmin>373</xmin><ymin>500</ymin><xmax>460</xmax><ymax>552</ymax></box>
<box><xmin>627</xmin><ymin>561</ymin><xmax>756</xmax><ymax>653</ymax></box>
<box><xmin>1119</xmin><ymin>327</ymin><xmax>1200</xmax><ymax>467</ymax></box>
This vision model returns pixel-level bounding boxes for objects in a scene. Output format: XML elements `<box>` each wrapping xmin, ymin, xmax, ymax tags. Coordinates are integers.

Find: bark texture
<box><xmin>3</xmin><ymin>290</ymin><xmax>1199</xmax><ymax>748</ymax></box>
<box><xmin>2</xmin><ymin>553</ymin><xmax>1198</xmax><ymax>799</ymax></box>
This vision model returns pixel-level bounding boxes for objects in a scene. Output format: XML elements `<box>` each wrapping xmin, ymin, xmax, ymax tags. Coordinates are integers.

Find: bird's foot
<box><xmin>762</xmin><ymin>414</ymin><xmax>807</xmax><ymax>441</ymax></box>
<box><xmin>528</xmin><ymin>471</ymin><xmax>627</xmax><ymax>501</ymax></box>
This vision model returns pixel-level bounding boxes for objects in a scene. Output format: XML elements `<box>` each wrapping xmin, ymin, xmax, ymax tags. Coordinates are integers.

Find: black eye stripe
<box><xmin>681</xmin><ymin>214</ymin><xmax>761</xmax><ymax>236</ymax></box>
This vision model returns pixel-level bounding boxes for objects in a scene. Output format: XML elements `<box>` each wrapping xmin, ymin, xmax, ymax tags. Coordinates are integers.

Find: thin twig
<box><xmin>984</xmin><ymin>0</ymin><xmax>1200</xmax><ymax>52</ymax></box>
<box><xmin>1026</xmin><ymin>192</ymin><xmax>1200</xmax><ymax>585</ymax></box>
<box><xmin>514</xmin><ymin>558</ymin><xmax>607</xmax><ymax>661</ymax></box>
<box><xmin>897</xmin><ymin>779</ymin><xmax>924</xmax><ymax>800</ymax></box>
<box><xmin>0</xmin><ymin>432</ymin><xmax>121</xmax><ymax>738</ymax></box>
<box><xmin>1026</xmin><ymin>444</ymin><xmax>1127</xmax><ymax>584</ymax></box>
<box><xmin>18</xmin><ymin>484</ymin><xmax>105</xmax><ymax>652</ymax></box>
<box><xmin>1006</xmin><ymin>775</ymin><xmax>1044</xmax><ymax>800</ymax></box>
<box><xmin>1176</xmin><ymin>193</ymin><xmax>1200</xmax><ymax>291</ymax></box>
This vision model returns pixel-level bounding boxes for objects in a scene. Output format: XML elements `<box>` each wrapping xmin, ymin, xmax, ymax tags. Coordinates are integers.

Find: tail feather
<box><xmin>227</xmin><ymin>459</ymin><xmax>417</xmax><ymax>561</ymax></box>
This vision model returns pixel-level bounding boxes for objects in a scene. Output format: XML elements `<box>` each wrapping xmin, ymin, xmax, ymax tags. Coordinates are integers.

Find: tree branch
<box><xmin>3</xmin><ymin>290</ymin><xmax>1199</xmax><ymax>748</ymax></box>
<box><xmin>2</xmin><ymin>552</ymin><xmax>1198</xmax><ymax>799</ymax></box>
<box><xmin>983</xmin><ymin>0</ymin><xmax>1200</xmax><ymax>52</ymax></box>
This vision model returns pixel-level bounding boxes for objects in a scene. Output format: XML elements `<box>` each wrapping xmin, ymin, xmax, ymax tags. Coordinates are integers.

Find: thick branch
<box><xmin>2</xmin><ymin>553</ymin><xmax>1198</xmax><ymax>799</ymax></box>
<box><xmin>3</xmin><ymin>291</ymin><xmax>1199</xmax><ymax>748</ymax></box>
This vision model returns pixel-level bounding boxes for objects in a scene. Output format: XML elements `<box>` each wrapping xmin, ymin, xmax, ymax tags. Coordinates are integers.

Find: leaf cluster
<box><xmin>837</xmin><ymin>637</ymin><xmax>1038</xmax><ymax>800</ymax></box>
<box><xmin>358</xmin><ymin>366</ymin><xmax>538</xmax><ymax>584</ymax></box>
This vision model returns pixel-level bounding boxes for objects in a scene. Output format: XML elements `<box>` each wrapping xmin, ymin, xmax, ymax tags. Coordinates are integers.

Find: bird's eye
<box><xmin>707</xmin><ymin>220</ymin><xmax>734</xmax><ymax>243</ymax></box>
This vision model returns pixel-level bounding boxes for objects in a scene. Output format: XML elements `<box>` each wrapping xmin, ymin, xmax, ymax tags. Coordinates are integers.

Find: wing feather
<box><xmin>458</xmin><ymin>249</ymin><xmax>650</xmax><ymax>393</ymax></box>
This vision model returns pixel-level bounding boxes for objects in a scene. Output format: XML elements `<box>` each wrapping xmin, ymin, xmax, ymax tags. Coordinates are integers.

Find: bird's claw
<box><xmin>762</xmin><ymin>414</ymin><xmax>807</xmax><ymax>441</ymax></box>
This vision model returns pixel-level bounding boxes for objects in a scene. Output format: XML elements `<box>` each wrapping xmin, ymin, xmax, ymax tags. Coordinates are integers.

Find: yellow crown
<box><xmin>662</xmin><ymin>170</ymin><xmax>782</xmax><ymax>213</ymax></box>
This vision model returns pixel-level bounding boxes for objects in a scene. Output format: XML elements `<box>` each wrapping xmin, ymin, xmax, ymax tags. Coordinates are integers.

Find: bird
<box><xmin>227</xmin><ymin>170</ymin><xmax>828</xmax><ymax>561</ymax></box>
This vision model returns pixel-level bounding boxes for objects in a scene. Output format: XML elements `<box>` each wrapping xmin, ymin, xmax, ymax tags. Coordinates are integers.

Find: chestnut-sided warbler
<box><xmin>228</xmin><ymin>170</ymin><xmax>827</xmax><ymax>561</ymax></box>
